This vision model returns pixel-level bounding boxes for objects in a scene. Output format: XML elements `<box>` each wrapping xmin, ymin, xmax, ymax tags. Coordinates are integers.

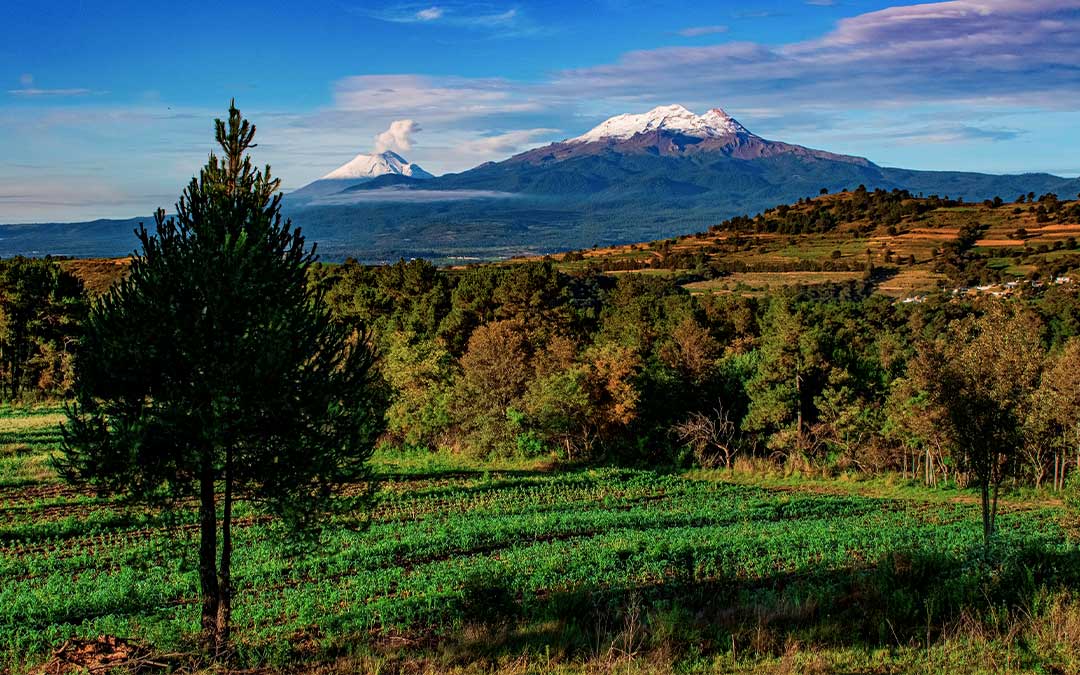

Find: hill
<box><xmin>57</xmin><ymin>189</ymin><xmax>1080</xmax><ymax>302</ymax></box>
<box><xmin>503</xmin><ymin>187</ymin><xmax>1080</xmax><ymax>299</ymax></box>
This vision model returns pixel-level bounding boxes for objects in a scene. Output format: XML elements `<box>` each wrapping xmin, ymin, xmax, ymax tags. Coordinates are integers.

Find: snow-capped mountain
<box><xmin>288</xmin><ymin>150</ymin><xmax>433</xmax><ymax>204</ymax></box>
<box><xmin>570</xmin><ymin>104</ymin><xmax>749</xmax><ymax>143</ymax></box>
<box><xmin>322</xmin><ymin>150</ymin><xmax>434</xmax><ymax>181</ymax></box>
<box><xmin>262</xmin><ymin>103</ymin><xmax>1080</xmax><ymax>261</ymax></box>
<box><xmin>9</xmin><ymin>103</ymin><xmax>1080</xmax><ymax>262</ymax></box>
<box><xmin>505</xmin><ymin>104</ymin><xmax>872</xmax><ymax>166</ymax></box>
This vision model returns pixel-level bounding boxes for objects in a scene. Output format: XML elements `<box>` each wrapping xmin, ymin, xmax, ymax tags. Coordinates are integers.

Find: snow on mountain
<box><xmin>322</xmin><ymin>150</ymin><xmax>434</xmax><ymax>181</ymax></box>
<box><xmin>570</xmin><ymin>104</ymin><xmax>750</xmax><ymax>143</ymax></box>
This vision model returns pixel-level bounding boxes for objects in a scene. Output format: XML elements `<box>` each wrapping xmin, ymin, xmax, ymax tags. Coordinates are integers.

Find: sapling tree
<box><xmin>58</xmin><ymin>103</ymin><xmax>385</xmax><ymax>658</ymax></box>
<box><xmin>911</xmin><ymin>302</ymin><xmax>1042</xmax><ymax>545</ymax></box>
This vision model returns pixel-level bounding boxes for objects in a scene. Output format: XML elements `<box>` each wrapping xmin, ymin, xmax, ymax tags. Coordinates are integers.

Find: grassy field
<box><xmin>3</xmin><ymin>407</ymin><xmax>1080</xmax><ymax>674</ymax></box>
<box><xmin>684</xmin><ymin>272</ymin><xmax>866</xmax><ymax>295</ymax></box>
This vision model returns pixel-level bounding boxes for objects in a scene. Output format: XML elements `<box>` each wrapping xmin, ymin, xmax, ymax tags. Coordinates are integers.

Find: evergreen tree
<box><xmin>58</xmin><ymin>103</ymin><xmax>385</xmax><ymax>657</ymax></box>
<box><xmin>0</xmin><ymin>257</ymin><xmax>87</xmax><ymax>399</ymax></box>
<box><xmin>743</xmin><ymin>297</ymin><xmax>828</xmax><ymax>456</ymax></box>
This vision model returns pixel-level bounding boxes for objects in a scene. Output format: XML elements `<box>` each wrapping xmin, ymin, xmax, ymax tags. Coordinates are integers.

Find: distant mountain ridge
<box><xmin>368</xmin><ymin>105</ymin><xmax>1075</xmax><ymax>204</ymax></box>
<box><xmin>3</xmin><ymin>105</ymin><xmax>1079</xmax><ymax>262</ymax></box>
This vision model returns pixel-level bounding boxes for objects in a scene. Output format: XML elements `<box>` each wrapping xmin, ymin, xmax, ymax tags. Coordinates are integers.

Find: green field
<box><xmin>3</xmin><ymin>407</ymin><xmax>1080</xmax><ymax>674</ymax></box>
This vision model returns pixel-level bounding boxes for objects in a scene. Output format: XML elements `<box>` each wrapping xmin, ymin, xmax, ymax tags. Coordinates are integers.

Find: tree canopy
<box><xmin>59</xmin><ymin>103</ymin><xmax>385</xmax><ymax>657</ymax></box>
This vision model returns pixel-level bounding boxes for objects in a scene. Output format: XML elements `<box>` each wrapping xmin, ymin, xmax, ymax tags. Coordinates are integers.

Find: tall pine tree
<box><xmin>58</xmin><ymin>103</ymin><xmax>385</xmax><ymax>657</ymax></box>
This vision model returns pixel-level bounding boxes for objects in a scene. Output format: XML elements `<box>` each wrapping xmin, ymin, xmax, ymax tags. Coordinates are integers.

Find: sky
<box><xmin>2</xmin><ymin>0</ymin><xmax>1080</xmax><ymax>223</ymax></box>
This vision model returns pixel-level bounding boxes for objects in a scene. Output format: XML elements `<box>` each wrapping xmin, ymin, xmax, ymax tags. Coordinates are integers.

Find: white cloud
<box><xmin>369</xmin><ymin>3</ymin><xmax>532</xmax><ymax>33</ymax></box>
<box><xmin>332</xmin><ymin>74</ymin><xmax>541</xmax><ymax>121</ymax></box>
<box><xmin>8</xmin><ymin>87</ymin><xmax>96</xmax><ymax>98</ymax></box>
<box><xmin>454</xmin><ymin>128</ymin><xmax>560</xmax><ymax>157</ymax></box>
<box><xmin>374</xmin><ymin>119</ymin><xmax>422</xmax><ymax>153</ymax></box>
<box><xmin>466</xmin><ymin>8</ymin><xmax>517</xmax><ymax>27</ymax></box>
<box><xmin>678</xmin><ymin>25</ymin><xmax>728</xmax><ymax>37</ymax></box>
<box><xmin>551</xmin><ymin>0</ymin><xmax>1080</xmax><ymax>109</ymax></box>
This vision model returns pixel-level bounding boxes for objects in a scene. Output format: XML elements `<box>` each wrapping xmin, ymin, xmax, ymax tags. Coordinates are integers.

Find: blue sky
<box><xmin>2</xmin><ymin>0</ymin><xmax>1079</xmax><ymax>222</ymax></box>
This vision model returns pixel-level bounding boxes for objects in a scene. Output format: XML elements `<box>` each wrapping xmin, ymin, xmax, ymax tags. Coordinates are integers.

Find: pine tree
<box><xmin>0</xmin><ymin>257</ymin><xmax>87</xmax><ymax>399</ymax></box>
<box><xmin>58</xmin><ymin>102</ymin><xmax>385</xmax><ymax>658</ymax></box>
<box><xmin>743</xmin><ymin>297</ymin><xmax>828</xmax><ymax>455</ymax></box>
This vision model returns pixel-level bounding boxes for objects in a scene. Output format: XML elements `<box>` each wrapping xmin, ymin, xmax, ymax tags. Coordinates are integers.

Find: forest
<box><xmin>5</xmin><ymin>243</ymin><xmax>1080</xmax><ymax>501</ymax></box>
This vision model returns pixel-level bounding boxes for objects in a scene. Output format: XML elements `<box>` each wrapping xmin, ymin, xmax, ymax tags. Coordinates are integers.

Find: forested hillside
<box><xmin>8</xmin><ymin>187</ymin><xmax>1080</xmax><ymax>492</ymax></box>
<box><xmin>540</xmin><ymin>187</ymin><xmax>1080</xmax><ymax>298</ymax></box>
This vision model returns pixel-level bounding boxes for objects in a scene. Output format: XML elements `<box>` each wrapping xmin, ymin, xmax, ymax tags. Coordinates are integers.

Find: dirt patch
<box><xmin>1036</xmin><ymin>224</ymin><xmax>1080</xmax><ymax>233</ymax></box>
<box><xmin>36</xmin><ymin>636</ymin><xmax>169</xmax><ymax>674</ymax></box>
<box><xmin>902</xmin><ymin>229</ymin><xmax>958</xmax><ymax>240</ymax></box>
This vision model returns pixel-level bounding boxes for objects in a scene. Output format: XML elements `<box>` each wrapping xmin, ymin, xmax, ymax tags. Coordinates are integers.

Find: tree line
<box><xmin>6</xmin><ymin>220</ymin><xmax>1080</xmax><ymax>505</ymax></box>
<box><xmin>317</xmin><ymin>256</ymin><xmax>1079</xmax><ymax>494</ymax></box>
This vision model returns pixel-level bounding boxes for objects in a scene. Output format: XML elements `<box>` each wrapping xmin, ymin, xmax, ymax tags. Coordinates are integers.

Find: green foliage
<box><xmin>0</xmin><ymin>258</ymin><xmax>87</xmax><ymax>400</ymax></box>
<box><xmin>381</xmin><ymin>331</ymin><xmax>455</xmax><ymax>449</ymax></box>
<box><xmin>743</xmin><ymin>297</ymin><xmax>829</xmax><ymax>454</ymax></box>
<box><xmin>911</xmin><ymin>303</ymin><xmax>1044</xmax><ymax>542</ymax></box>
<box><xmin>57</xmin><ymin>103</ymin><xmax>386</xmax><ymax>654</ymax></box>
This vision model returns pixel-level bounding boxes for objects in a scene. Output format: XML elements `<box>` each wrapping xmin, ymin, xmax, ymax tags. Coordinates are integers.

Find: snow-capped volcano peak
<box><xmin>701</xmin><ymin>108</ymin><xmax>748</xmax><ymax>135</ymax></box>
<box><xmin>322</xmin><ymin>150</ymin><xmax>434</xmax><ymax>181</ymax></box>
<box><xmin>570</xmin><ymin>104</ymin><xmax>751</xmax><ymax>143</ymax></box>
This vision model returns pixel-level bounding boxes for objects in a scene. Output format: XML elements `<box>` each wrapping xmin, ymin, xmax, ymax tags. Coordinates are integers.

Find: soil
<box><xmin>36</xmin><ymin>636</ymin><xmax>168</xmax><ymax>675</ymax></box>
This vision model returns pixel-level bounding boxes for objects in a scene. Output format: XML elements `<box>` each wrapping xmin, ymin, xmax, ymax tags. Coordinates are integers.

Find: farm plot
<box><xmin>0</xmin><ymin>407</ymin><xmax>1075</xmax><ymax>671</ymax></box>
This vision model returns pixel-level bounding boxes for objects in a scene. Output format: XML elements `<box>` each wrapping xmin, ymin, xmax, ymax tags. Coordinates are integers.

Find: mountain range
<box><xmin>3</xmin><ymin>105</ymin><xmax>1079</xmax><ymax>262</ymax></box>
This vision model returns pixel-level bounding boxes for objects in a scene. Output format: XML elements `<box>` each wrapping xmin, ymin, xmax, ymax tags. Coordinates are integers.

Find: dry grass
<box><xmin>57</xmin><ymin>258</ymin><xmax>130</xmax><ymax>296</ymax></box>
<box><xmin>685</xmin><ymin>272</ymin><xmax>864</xmax><ymax>295</ymax></box>
<box><xmin>0</xmin><ymin>411</ymin><xmax>66</xmax><ymax>433</ymax></box>
<box><xmin>876</xmin><ymin>269</ymin><xmax>948</xmax><ymax>297</ymax></box>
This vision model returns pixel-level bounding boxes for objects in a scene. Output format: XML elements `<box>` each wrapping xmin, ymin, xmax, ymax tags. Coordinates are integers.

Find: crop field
<box><xmin>502</xmin><ymin>196</ymin><xmax>1080</xmax><ymax>299</ymax></box>
<box><xmin>684</xmin><ymin>272</ymin><xmax>866</xmax><ymax>295</ymax></box>
<box><xmin>2</xmin><ymin>406</ymin><xmax>1079</xmax><ymax>673</ymax></box>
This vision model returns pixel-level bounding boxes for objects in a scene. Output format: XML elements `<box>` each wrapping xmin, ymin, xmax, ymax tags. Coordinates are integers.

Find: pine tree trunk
<box><xmin>198</xmin><ymin>458</ymin><xmax>219</xmax><ymax>654</ymax></box>
<box><xmin>216</xmin><ymin>448</ymin><xmax>233</xmax><ymax>661</ymax></box>
<box><xmin>980</xmin><ymin>481</ymin><xmax>992</xmax><ymax>546</ymax></box>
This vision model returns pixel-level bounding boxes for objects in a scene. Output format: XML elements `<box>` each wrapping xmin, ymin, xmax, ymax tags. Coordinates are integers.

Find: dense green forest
<box><xmin>6</xmin><ymin>249</ymin><xmax>1079</xmax><ymax>497</ymax></box>
<box><xmin>320</xmin><ymin>258</ymin><xmax>1080</xmax><ymax>492</ymax></box>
